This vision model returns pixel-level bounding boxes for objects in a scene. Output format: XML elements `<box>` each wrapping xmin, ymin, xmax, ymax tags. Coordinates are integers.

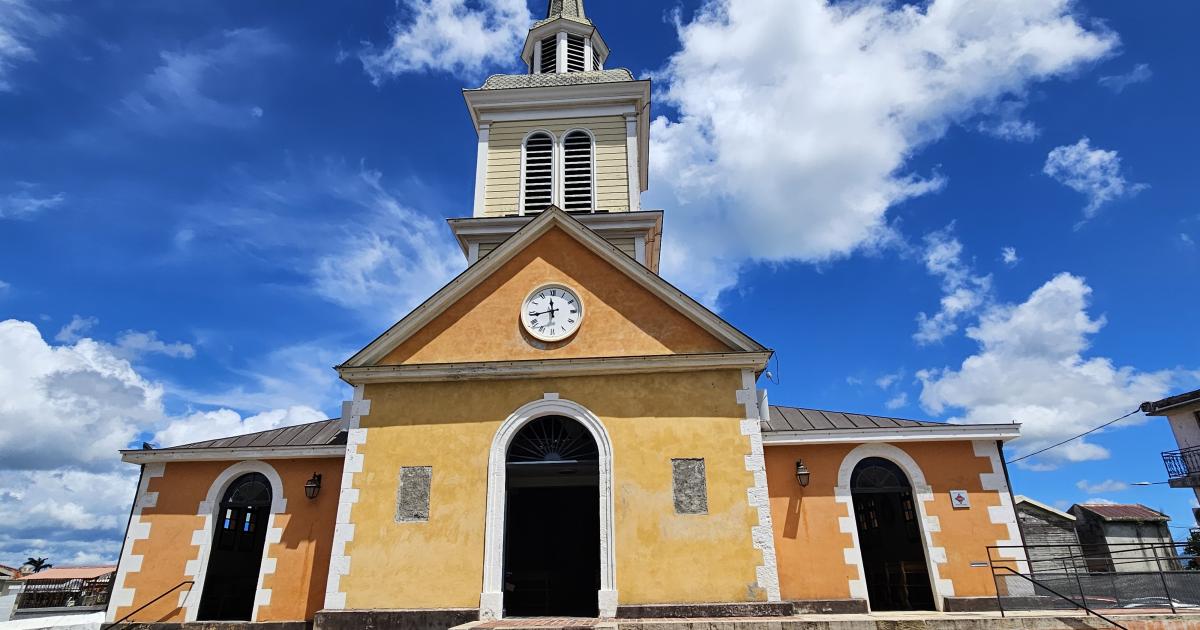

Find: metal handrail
<box><xmin>992</xmin><ymin>567</ymin><xmax>1127</xmax><ymax>629</ymax></box>
<box><xmin>1163</xmin><ymin>445</ymin><xmax>1200</xmax><ymax>479</ymax></box>
<box><xmin>102</xmin><ymin>580</ymin><xmax>193</xmax><ymax>630</ymax></box>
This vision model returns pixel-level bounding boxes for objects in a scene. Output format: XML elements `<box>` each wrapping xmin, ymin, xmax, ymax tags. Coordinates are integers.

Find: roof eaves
<box><xmin>1142</xmin><ymin>388</ymin><xmax>1200</xmax><ymax>416</ymax></box>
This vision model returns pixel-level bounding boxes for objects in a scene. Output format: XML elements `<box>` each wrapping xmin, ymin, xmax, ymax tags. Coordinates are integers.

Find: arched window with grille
<box><xmin>561</xmin><ymin>130</ymin><xmax>594</xmax><ymax>211</ymax></box>
<box><xmin>521</xmin><ymin>132</ymin><xmax>555</xmax><ymax>214</ymax></box>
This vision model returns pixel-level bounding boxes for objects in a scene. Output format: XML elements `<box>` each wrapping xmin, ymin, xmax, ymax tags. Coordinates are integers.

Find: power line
<box><xmin>1005</xmin><ymin>407</ymin><xmax>1142</xmax><ymax>465</ymax></box>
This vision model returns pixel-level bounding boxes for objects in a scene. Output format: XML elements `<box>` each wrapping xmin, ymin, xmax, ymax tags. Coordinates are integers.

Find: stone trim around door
<box><xmin>480</xmin><ymin>394</ymin><xmax>617</xmax><ymax>619</ymax></box>
<box><xmin>834</xmin><ymin>442</ymin><xmax>951</xmax><ymax>612</ymax></box>
<box><xmin>737</xmin><ymin>369</ymin><xmax>782</xmax><ymax>603</ymax></box>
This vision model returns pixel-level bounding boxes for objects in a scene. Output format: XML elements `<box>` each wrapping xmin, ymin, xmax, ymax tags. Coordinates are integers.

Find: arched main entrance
<box><xmin>850</xmin><ymin>457</ymin><xmax>935</xmax><ymax>611</ymax></box>
<box><xmin>502</xmin><ymin>415</ymin><xmax>600</xmax><ymax>617</ymax></box>
<box><xmin>197</xmin><ymin>472</ymin><xmax>272</xmax><ymax>621</ymax></box>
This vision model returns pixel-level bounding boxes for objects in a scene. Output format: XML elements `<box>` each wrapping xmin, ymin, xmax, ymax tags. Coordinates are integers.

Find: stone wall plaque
<box><xmin>396</xmin><ymin>466</ymin><xmax>432</xmax><ymax>522</ymax></box>
<box><xmin>672</xmin><ymin>458</ymin><xmax>708</xmax><ymax>515</ymax></box>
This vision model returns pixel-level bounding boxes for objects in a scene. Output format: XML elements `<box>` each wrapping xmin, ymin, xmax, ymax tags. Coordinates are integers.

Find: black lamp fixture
<box><xmin>304</xmin><ymin>473</ymin><xmax>322</xmax><ymax>499</ymax></box>
<box><xmin>794</xmin><ymin>459</ymin><xmax>811</xmax><ymax>488</ymax></box>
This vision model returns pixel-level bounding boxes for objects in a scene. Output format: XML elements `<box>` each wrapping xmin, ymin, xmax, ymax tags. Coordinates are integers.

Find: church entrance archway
<box><xmin>502</xmin><ymin>415</ymin><xmax>600</xmax><ymax>617</ymax></box>
<box><xmin>197</xmin><ymin>472</ymin><xmax>272</xmax><ymax>621</ymax></box>
<box><xmin>850</xmin><ymin>457</ymin><xmax>935</xmax><ymax>611</ymax></box>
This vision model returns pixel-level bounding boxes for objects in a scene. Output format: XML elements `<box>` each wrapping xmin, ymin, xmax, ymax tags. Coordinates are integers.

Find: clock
<box><xmin>522</xmin><ymin>284</ymin><xmax>584</xmax><ymax>342</ymax></box>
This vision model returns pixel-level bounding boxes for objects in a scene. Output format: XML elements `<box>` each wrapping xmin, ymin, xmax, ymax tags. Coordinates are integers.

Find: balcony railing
<box><xmin>1162</xmin><ymin>445</ymin><xmax>1200</xmax><ymax>480</ymax></box>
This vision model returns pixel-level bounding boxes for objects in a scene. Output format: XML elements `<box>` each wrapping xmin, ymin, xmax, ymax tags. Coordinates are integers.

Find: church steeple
<box><xmin>522</xmin><ymin>0</ymin><xmax>608</xmax><ymax>74</ymax></box>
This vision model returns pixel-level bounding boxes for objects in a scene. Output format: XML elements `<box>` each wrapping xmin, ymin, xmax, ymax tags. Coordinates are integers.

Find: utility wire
<box><xmin>1006</xmin><ymin>407</ymin><xmax>1142</xmax><ymax>465</ymax></box>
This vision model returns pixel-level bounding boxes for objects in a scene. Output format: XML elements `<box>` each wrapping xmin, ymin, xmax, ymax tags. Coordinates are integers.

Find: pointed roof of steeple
<box><xmin>533</xmin><ymin>0</ymin><xmax>593</xmax><ymax>29</ymax></box>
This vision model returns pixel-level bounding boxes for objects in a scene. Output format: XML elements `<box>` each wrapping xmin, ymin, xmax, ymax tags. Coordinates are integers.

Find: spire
<box><xmin>546</xmin><ymin>0</ymin><xmax>587</xmax><ymax>21</ymax></box>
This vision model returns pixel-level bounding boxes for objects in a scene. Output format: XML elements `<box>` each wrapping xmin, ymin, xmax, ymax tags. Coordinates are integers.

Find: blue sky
<box><xmin>0</xmin><ymin>0</ymin><xmax>1197</xmax><ymax>567</ymax></box>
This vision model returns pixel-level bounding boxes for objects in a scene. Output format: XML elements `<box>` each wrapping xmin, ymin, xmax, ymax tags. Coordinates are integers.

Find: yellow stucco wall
<box><xmin>115</xmin><ymin>458</ymin><xmax>342</xmax><ymax>623</ymax></box>
<box><xmin>340</xmin><ymin>369</ymin><xmax>767</xmax><ymax>609</ymax></box>
<box><xmin>485</xmin><ymin>116</ymin><xmax>629</xmax><ymax>216</ymax></box>
<box><xmin>765</xmin><ymin>441</ymin><xmax>1012</xmax><ymax>602</ymax></box>
<box><xmin>381</xmin><ymin>226</ymin><xmax>733</xmax><ymax>365</ymax></box>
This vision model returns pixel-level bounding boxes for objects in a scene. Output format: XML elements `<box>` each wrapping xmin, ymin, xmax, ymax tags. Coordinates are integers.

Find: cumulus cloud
<box><xmin>360</xmin><ymin>0</ymin><xmax>532</xmax><ymax>82</ymax></box>
<box><xmin>648</xmin><ymin>0</ymin><xmax>1116</xmax><ymax>305</ymax></box>
<box><xmin>918</xmin><ymin>273</ymin><xmax>1177</xmax><ymax>468</ymax></box>
<box><xmin>977</xmin><ymin>101</ymin><xmax>1040</xmax><ymax>142</ymax></box>
<box><xmin>0</xmin><ymin>183</ymin><xmax>65</xmax><ymax>219</ymax></box>
<box><xmin>0</xmin><ymin>0</ymin><xmax>59</xmax><ymax>91</ymax></box>
<box><xmin>885</xmin><ymin>392</ymin><xmax>909</xmax><ymax>411</ymax></box>
<box><xmin>1044</xmin><ymin>137</ymin><xmax>1147</xmax><ymax>220</ymax></box>
<box><xmin>1098</xmin><ymin>63</ymin><xmax>1152</xmax><ymax>93</ymax></box>
<box><xmin>1076</xmin><ymin>479</ymin><xmax>1128</xmax><ymax>494</ymax></box>
<box><xmin>914</xmin><ymin>227</ymin><xmax>992</xmax><ymax>345</ymax></box>
<box><xmin>876</xmin><ymin>372</ymin><xmax>902</xmax><ymax>389</ymax></box>
<box><xmin>121</xmin><ymin>28</ymin><xmax>286</xmax><ymax>130</ymax></box>
<box><xmin>0</xmin><ymin>320</ymin><xmax>337</xmax><ymax>566</ymax></box>
<box><xmin>1001</xmin><ymin>246</ymin><xmax>1020</xmax><ymax>267</ymax></box>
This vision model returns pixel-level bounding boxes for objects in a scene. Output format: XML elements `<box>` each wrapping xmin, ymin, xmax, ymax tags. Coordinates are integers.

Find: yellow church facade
<box><xmin>105</xmin><ymin>2</ymin><xmax>1024</xmax><ymax>628</ymax></box>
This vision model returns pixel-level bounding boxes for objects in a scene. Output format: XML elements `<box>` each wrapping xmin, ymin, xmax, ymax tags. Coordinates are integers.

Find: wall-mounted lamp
<box><xmin>794</xmin><ymin>459</ymin><xmax>811</xmax><ymax>488</ymax></box>
<box><xmin>304</xmin><ymin>473</ymin><xmax>322</xmax><ymax>500</ymax></box>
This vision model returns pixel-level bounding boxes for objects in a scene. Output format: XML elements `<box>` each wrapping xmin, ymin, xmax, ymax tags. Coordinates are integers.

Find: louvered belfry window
<box><xmin>592</xmin><ymin>47</ymin><xmax>602</xmax><ymax>71</ymax></box>
<box><xmin>539</xmin><ymin>37</ymin><xmax>557</xmax><ymax>74</ymax></box>
<box><xmin>566</xmin><ymin>34</ymin><xmax>586</xmax><ymax>72</ymax></box>
<box><xmin>522</xmin><ymin>132</ymin><xmax>554</xmax><ymax>213</ymax></box>
<box><xmin>562</xmin><ymin>131</ymin><xmax>593</xmax><ymax>211</ymax></box>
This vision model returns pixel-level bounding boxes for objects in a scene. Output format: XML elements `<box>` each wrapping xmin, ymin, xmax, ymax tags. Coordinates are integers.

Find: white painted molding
<box><xmin>181</xmin><ymin>460</ymin><xmax>287</xmax><ymax>623</ymax></box>
<box><xmin>835</xmin><ymin>443</ymin><xmax>950</xmax><ymax>611</ymax></box>
<box><xmin>105</xmin><ymin>463</ymin><xmax>165</xmax><ymax>622</ymax></box>
<box><xmin>556</xmin><ymin>32</ymin><xmax>567</xmax><ymax>74</ymax></box>
<box><xmin>763</xmin><ymin>424</ymin><xmax>1021</xmax><ymax>446</ymax></box>
<box><xmin>472</xmin><ymin>123</ymin><xmax>490</xmax><ymax>217</ymax></box>
<box><xmin>480</xmin><ymin>398</ymin><xmax>617</xmax><ymax>619</ymax></box>
<box><xmin>973</xmin><ymin>441</ymin><xmax>1028</xmax><ymax>570</ymax></box>
<box><xmin>738</xmin><ymin>370</ymin><xmax>781</xmax><ymax>602</ymax></box>
<box><xmin>324</xmin><ymin>384</ymin><xmax>371</xmax><ymax>610</ymax></box>
<box><xmin>624</xmin><ymin>114</ymin><xmax>641</xmax><ymax>211</ymax></box>
<box><xmin>583</xmin><ymin>37</ymin><xmax>594</xmax><ymax>72</ymax></box>
<box><xmin>121</xmin><ymin>444</ymin><xmax>344</xmax><ymax>465</ymax></box>
<box><xmin>340</xmin><ymin>352</ymin><xmax>772</xmax><ymax>385</ymax></box>
<box><xmin>483</xmin><ymin>104</ymin><xmax>635</xmax><ymax>123</ymax></box>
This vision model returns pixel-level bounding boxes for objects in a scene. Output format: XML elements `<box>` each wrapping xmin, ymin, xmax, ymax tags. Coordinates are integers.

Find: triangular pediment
<box><xmin>342</xmin><ymin>209</ymin><xmax>766</xmax><ymax>369</ymax></box>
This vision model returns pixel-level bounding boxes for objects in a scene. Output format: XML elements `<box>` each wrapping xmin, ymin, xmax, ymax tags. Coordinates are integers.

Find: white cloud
<box><xmin>1044</xmin><ymin>137</ymin><xmax>1147</xmax><ymax>220</ymax></box>
<box><xmin>0</xmin><ymin>0</ymin><xmax>59</xmax><ymax>91</ymax></box>
<box><xmin>876</xmin><ymin>372</ymin><xmax>901</xmax><ymax>389</ymax></box>
<box><xmin>360</xmin><ymin>0</ymin><xmax>532</xmax><ymax>82</ymax></box>
<box><xmin>0</xmin><ymin>183</ymin><xmax>65</xmax><ymax>219</ymax></box>
<box><xmin>177</xmin><ymin>341</ymin><xmax>348</xmax><ymax>413</ymax></box>
<box><xmin>1001</xmin><ymin>246</ymin><xmax>1020</xmax><ymax>267</ymax></box>
<box><xmin>121</xmin><ymin>28</ymin><xmax>285</xmax><ymax>130</ymax></box>
<box><xmin>0</xmin><ymin>319</ymin><xmax>340</xmax><ymax>566</ymax></box>
<box><xmin>1098</xmin><ymin>63</ymin><xmax>1152</xmax><ymax>93</ymax></box>
<box><xmin>845</xmin><ymin>376</ymin><xmax>863</xmax><ymax>386</ymax></box>
<box><xmin>977</xmin><ymin>101</ymin><xmax>1040</xmax><ymax>142</ymax></box>
<box><xmin>55</xmin><ymin>315</ymin><xmax>98</xmax><ymax>343</ymax></box>
<box><xmin>0</xmin><ymin>279</ymin><xmax>8</xmax><ymax>292</ymax></box>
<box><xmin>648</xmin><ymin>0</ymin><xmax>1116</xmax><ymax>305</ymax></box>
<box><xmin>918</xmin><ymin>273</ymin><xmax>1177</xmax><ymax>467</ymax></box>
<box><xmin>1182</xmin><ymin>233</ymin><xmax>1195</xmax><ymax>248</ymax></box>
<box><xmin>1076</xmin><ymin>479</ymin><xmax>1128</xmax><ymax>494</ymax></box>
<box><xmin>112</xmin><ymin>330</ymin><xmax>196</xmax><ymax>359</ymax></box>
<box><xmin>885</xmin><ymin>392</ymin><xmax>909</xmax><ymax>411</ymax></box>
<box><xmin>1082</xmin><ymin>498</ymin><xmax>1117</xmax><ymax>506</ymax></box>
<box><xmin>154</xmin><ymin>406</ymin><xmax>326</xmax><ymax>449</ymax></box>
<box><xmin>914</xmin><ymin>227</ymin><xmax>992</xmax><ymax>345</ymax></box>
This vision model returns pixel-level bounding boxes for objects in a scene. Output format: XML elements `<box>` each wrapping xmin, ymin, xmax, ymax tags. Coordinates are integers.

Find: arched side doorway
<box><xmin>481</xmin><ymin>397</ymin><xmax>616</xmax><ymax>620</ymax></box>
<box><xmin>850</xmin><ymin>457</ymin><xmax>935</xmax><ymax>611</ymax></box>
<box><xmin>197</xmin><ymin>472</ymin><xmax>273</xmax><ymax>620</ymax></box>
<box><xmin>504</xmin><ymin>416</ymin><xmax>599</xmax><ymax>616</ymax></box>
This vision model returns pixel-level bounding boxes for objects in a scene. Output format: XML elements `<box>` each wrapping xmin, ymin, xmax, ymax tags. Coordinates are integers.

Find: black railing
<box><xmin>102</xmin><ymin>580</ymin><xmax>193</xmax><ymax>630</ymax></box>
<box><xmin>988</xmin><ymin>541</ymin><xmax>1200</xmax><ymax>624</ymax></box>
<box><xmin>15</xmin><ymin>574</ymin><xmax>112</xmax><ymax>611</ymax></box>
<box><xmin>1163</xmin><ymin>445</ymin><xmax>1200</xmax><ymax>480</ymax></box>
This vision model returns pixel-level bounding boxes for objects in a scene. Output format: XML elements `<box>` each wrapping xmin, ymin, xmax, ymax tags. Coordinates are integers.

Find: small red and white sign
<box><xmin>950</xmin><ymin>490</ymin><xmax>971</xmax><ymax>509</ymax></box>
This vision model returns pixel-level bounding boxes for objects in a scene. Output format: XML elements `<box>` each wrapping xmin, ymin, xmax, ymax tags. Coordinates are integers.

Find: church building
<box><xmin>105</xmin><ymin>2</ymin><xmax>1025</xmax><ymax>627</ymax></box>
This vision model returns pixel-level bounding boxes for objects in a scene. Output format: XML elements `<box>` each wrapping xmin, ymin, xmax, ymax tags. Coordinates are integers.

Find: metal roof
<box><xmin>764</xmin><ymin>405</ymin><xmax>950</xmax><ymax>433</ymax></box>
<box><xmin>1014</xmin><ymin>495</ymin><xmax>1076</xmax><ymax>521</ymax></box>
<box><xmin>1073</xmin><ymin>503</ymin><xmax>1170</xmax><ymax>522</ymax></box>
<box><xmin>19</xmin><ymin>566</ymin><xmax>114</xmax><ymax>581</ymax></box>
<box><xmin>477</xmin><ymin>68</ymin><xmax>634</xmax><ymax>90</ymax></box>
<box><xmin>160</xmin><ymin>418</ymin><xmax>346</xmax><ymax>451</ymax></box>
<box><xmin>1142</xmin><ymin>388</ymin><xmax>1200</xmax><ymax>415</ymax></box>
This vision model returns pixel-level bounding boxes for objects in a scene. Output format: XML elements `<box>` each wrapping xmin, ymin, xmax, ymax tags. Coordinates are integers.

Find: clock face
<box><xmin>522</xmin><ymin>284</ymin><xmax>584</xmax><ymax>342</ymax></box>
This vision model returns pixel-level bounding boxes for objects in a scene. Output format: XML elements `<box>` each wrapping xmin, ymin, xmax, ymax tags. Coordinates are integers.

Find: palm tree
<box><xmin>24</xmin><ymin>557</ymin><xmax>52</xmax><ymax>573</ymax></box>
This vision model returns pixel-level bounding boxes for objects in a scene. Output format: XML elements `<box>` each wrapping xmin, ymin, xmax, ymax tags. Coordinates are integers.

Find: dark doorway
<box><xmin>503</xmin><ymin>416</ymin><xmax>600</xmax><ymax>617</ymax></box>
<box><xmin>850</xmin><ymin>457</ymin><xmax>935</xmax><ymax>611</ymax></box>
<box><xmin>198</xmin><ymin>472</ymin><xmax>272</xmax><ymax>621</ymax></box>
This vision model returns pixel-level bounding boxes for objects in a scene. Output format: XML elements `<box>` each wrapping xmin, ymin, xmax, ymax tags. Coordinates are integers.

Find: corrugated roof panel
<box><xmin>160</xmin><ymin>419</ymin><xmax>345</xmax><ymax>451</ymax></box>
<box><xmin>764</xmin><ymin>405</ymin><xmax>951</xmax><ymax>433</ymax></box>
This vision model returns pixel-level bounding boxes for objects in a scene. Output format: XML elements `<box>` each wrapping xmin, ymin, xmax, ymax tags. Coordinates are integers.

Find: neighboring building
<box><xmin>1142</xmin><ymin>388</ymin><xmax>1200</xmax><ymax>523</ymax></box>
<box><xmin>10</xmin><ymin>566</ymin><xmax>115</xmax><ymax>621</ymax></box>
<box><xmin>103</xmin><ymin>1</ymin><xmax>1027</xmax><ymax>626</ymax></box>
<box><xmin>1070</xmin><ymin>504</ymin><xmax>1177</xmax><ymax>573</ymax></box>
<box><xmin>1013</xmin><ymin>496</ymin><xmax>1085</xmax><ymax>575</ymax></box>
<box><xmin>0</xmin><ymin>564</ymin><xmax>22</xmax><ymax>621</ymax></box>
